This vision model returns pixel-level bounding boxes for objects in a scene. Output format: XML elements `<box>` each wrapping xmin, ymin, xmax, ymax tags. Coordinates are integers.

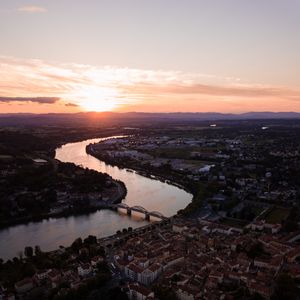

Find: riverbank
<box><xmin>86</xmin><ymin>143</ymin><xmax>197</xmax><ymax>213</ymax></box>
<box><xmin>0</xmin><ymin>181</ymin><xmax>127</xmax><ymax>230</ymax></box>
<box><xmin>0</xmin><ymin>145</ymin><xmax>127</xmax><ymax>230</ymax></box>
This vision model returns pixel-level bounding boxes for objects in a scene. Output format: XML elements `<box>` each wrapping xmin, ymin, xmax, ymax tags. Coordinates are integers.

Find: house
<box><xmin>287</xmin><ymin>246</ymin><xmax>300</xmax><ymax>263</ymax></box>
<box><xmin>140</xmin><ymin>263</ymin><xmax>162</xmax><ymax>285</ymax></box>
<box><xmin>124</xmin><ymin>263</ymin><xmax>162</xmax><ymax>285</ymax></box>
<box><xmin>137</xmin><ymin>258</ymin><xmax>150</xmax><ymax>269</ymax></box>
<box><xmin>254</xmin><ymin>258</ymin><xmax>270</xmax><ymax>269</ymax></box>
<box><xmin>248</xmin><ymin>221</ymin><xmax>264</xmax><ymax>231</ymax></box>
<box><xmin>48</xmin><ymin>269</ymin><xmax>62</xmax><ymax>288</ymax></box>
<box><xmin>263</xmin><ymin>222</ymin><xmax>282</xmax><ymax>234</ymax></box>
<box><xmin>1</xmin><ymin>293</ymin><xmax>15</xmax><ymax>300</ymax></box>
<box><xmin>248</xmin><ymin>282</ymin><xmax>272</xmax><ymax>300</ymax></box>
<box><xmin>212</xmin><ymin>194</ymin><xmax>226</xmax><ymax>202</ymax></box>
<box><xmin>172</xmin><ymin>224</ymin><xmax>188</xmax><ymax>233</ymax></box>
<box><xmin>125</xmin><ymin>263</ymin><xmax>143</xmax><ymax>281</ymax></box>
<box><xmin>115</xmin><ymin>258</ymin><xmax>130</xmax><ymax>271</ymax></box>
<box><xmin>127</xmin><ymin>283</ymin><xmax>154</xmax><ymax>300</ymax></box>
<box><xmin>14</xmin><ymin>278</ymin><xmax>34</xmax><ymax>294</ymax></box>
<box><xmin>77</xmin><ymin>264</ymin><xmax>92</xmax><ymax>277</ymax></box>
<box><xmin>269</xmin><ymin>256</ymin><xmax>283</xmax><ymax>272</ymax></box>
<box><xmin>288</xmin><ymin>264</ymin><xmax>300</xmax><ymax>279</ymax></box>
<box><xmin>35</xmin><ymin>269</ymin><xmax>50</xmax><ymax>281</ymax></box>
<box><xmin>79</xmin><ymin>247</ymin><xmax>89</xmax><ymax>256</ymax></box>
<box><xmin>32</xmin><ymin>158</ymin><xmax>48</xmax><ymax>165</ymax></box>
<box><xmin>176</xmin><ymin>284</ymin><xmax>201</xmax><ymax>300</ymax></box>
<box><xmin>138</xmin><ymin>269</ymin><xmax>156</xmax><ymax>286</ymax></box>
<box><xmin>209</xmin><ymin>270</ymin><xmax>224</xmax><ymax>284</ymax></box>
<box><xmin>91</xmin><ymin>255</ymin><xmax>104</xmax><ymax>267</ymax></box>
<box><xmin>163</xmin><ymin>255</ymin><xmax>185</xmax><ymax>270</ymax></box>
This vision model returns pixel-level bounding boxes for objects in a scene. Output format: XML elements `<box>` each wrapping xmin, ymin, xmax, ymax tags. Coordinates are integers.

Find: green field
<box><xmin>148</xmin><ymin>146</ymin><xmax>200</xmax><ymax>159</ymax></box>
<box><xmin>220</xmin><ymin>218</ymin><xmax>249</xmax><ymax>228</ymax></box>
<box><xmin>263</xmin><ymin>207</ymin><xmax>290</xmax><ymax>224</ymax></box>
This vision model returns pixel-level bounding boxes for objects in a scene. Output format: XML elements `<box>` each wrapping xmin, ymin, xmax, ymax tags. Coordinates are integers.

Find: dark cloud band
<box><xmin>0</xmin><ymin>96</ymin><xmax>60</xmax><ymax>104</ymax></box>
<box><xmin>64</xmin><ymin>102</ymin><xmax>79</xmax><ymax>107</ymax></box>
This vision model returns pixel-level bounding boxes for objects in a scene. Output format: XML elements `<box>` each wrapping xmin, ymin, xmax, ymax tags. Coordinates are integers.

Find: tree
<box><xmin>35</xmin><ymin>245</ymin><xmax>42</xmax><ymax>256</ymax></box>
<box><xmin>97</xmin><ymin>246</ymin><xmax>105</xmax><ymax>256</ymax></box>
<box><xmin>153</xmin><ymin>285</ymin><xmax>176</xmax><ymax>300</ymax></box>
<box><xmin>107</xmin><ymin>287</ymin><xmax>129</xmax><ymax>300</ymax></box>
<box><xmin>21</xmin><ymin>262</ymin><xmax>35</xmax><ymax>277</ymax></box>
<box><xmin>17</xmin><ymin>250</ymin><xmax>23</xmax><ymax>260</ymax></box>
<box><xmin>71</xmin><ymin>237</ymin><xmax>83</xmax><ymax>250</ymax></box>
<box><xmin>24</xmin><ymin>246</ymin><xmax>33</xmax><ymax>258</ymax></box>
<box><xmin>84</xmin><ymin>235</ymin><xmax>97</xmax><ymax>244</ymax></box>
<box><xmin>247</xmin><ymin>242</ymin><xmax>264</xmax><ymax>259</ymax></box>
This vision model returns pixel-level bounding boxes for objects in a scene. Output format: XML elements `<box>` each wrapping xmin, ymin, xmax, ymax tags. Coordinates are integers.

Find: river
<box><xmin>0</xmin><ymin>136</ymin><xmax>192</xmax><ymax>261</ymax></box>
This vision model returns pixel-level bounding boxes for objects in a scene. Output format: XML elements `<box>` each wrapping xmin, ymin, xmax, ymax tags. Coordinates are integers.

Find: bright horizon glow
<box><xmin>0</xmin><ymin>55</ymin><xmax>300</xmax><ymax>113</ymax></box>
<box><xmin>70</xmin><ymin>86</ymin><xmax>119</xmax><ymax>112</ymax></box>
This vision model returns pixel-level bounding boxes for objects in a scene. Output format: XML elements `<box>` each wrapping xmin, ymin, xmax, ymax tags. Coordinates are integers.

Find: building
<box><xmin>77</xmin><ymin>263</ymin><xmax>92</xmax><ymax>277</ymax></box>
<box><xmin>14</xmin><ymin>278</ymin><xmax>34</xmax><ymax>294</ymax></box>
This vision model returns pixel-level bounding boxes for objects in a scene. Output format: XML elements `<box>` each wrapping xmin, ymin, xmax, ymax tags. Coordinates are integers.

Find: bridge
<box><xmin>109</xmin><ymin>203</ymin><xmax>167</xmax><ymax>221</ymax></box>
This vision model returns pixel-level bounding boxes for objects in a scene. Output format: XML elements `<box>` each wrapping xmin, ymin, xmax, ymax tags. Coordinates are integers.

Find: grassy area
<box><xmin>252</xmin><ymin>207</ymin><xmax>265</xmax><ymax>216</ymax></box>
<box><xmin>147</xmin><ymin>146</ymin><xmax>221</xmax><ymax>160</ymax></box>
<box><xmin>262</xmin><ymin>207</ymin><xmax>290</xmax><ymax>224</ymax></box>
<box><xmin>148</xmin><ymin>147</ymin><xmax>200</xmax><ymax>159</ymax></box>
<box><xmin>220</xmin><ymin>218</ymin><xmax>249</xmax><ymax>228</ymax></box>
<box><xmin>183</xmin><ymin>159</ymin><xmax>208</xmax><ymax>167</ymax></box>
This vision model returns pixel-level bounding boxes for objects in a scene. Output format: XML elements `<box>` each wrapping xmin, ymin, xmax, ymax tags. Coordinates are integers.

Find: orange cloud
<box><xmin>64</xmin><ymin>102</ymin><xmax>79</xmax><ymax>107</ymax></box>
<box><xmin>119</xmin><ymin>82</ymin><xmax>300</xmax><ymax>101</ymax></box>
<box><xmin>18</xmin><ymin>6</ymin><xmax>47</xmax><ymax>13</ymax></box>
<box><xmin>0</xmin><ymin>56</ymin><xmax>300</xmax><ymax>113</ymax></box>
<box><xmin>0</xmin><ymin>96</ymin><xmax>59</xmax><ymax>104</ymax></box>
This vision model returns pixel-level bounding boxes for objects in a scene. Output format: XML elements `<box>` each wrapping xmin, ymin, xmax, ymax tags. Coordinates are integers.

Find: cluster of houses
<box><xmin>0</xmin><ymin>253</ymin><xmax>105</xmax><ymax>300</ymax></box>
<box><xmin>1</xmin><ymin>216</ymin><xmax>300</xmax><ymax>300</ymax></box>
<box><xmin>91</xmin><ymin>134</ymin><xmax>299</xmax><ymax>214</ymax></box>
<box><xmin>90</xmin><ymin>136</ymin><xmax>232</xmax><ymax>174</ymax></box>
<box><xmin>112</xmin><ymin>218</ymin><xmax>300</xmax><ymax>300</ymax></box>
<box><xmin>0</xmin><ymin>154</ymin><xmax>121</xmax><ymax>226</ymax></box>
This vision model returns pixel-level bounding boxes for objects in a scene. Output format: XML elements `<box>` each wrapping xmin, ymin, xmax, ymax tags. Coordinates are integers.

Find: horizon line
<box><xmin>1</xmin><ymin>111</ymin><xmax>300</xmax><ymax>117</ymax></box>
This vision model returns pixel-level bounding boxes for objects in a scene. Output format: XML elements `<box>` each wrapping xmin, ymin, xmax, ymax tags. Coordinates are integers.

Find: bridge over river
<box><xmin>109</xmin><ymin>203</ymin><xmax>167</xmax><ymax>221</ymax></box>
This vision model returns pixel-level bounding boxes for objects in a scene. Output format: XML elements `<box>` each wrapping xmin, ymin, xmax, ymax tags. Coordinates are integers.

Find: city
<box><xmin>0</xmin><ymin>120</ymin><xmax>300</xmax><ymax>299</ymax></box>
<box><xmin>1</xmin><ymin>0</ymin><xmax>300</xmax><ymax>299</ymax></box>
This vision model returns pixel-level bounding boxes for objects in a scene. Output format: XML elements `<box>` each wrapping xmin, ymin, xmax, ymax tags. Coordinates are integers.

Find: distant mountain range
<box><xmin>98</xmin><ymin>111</ymin><xmax>300</xmax><ymax>120</ymax></box>
<box><xmin>0</xmin><ymin>111</ymin><xmax>299</xmax><ymax>126</ymax></box>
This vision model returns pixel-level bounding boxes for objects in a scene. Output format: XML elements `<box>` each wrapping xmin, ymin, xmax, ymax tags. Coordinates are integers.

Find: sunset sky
<box><xmin>0</xmin><ymin>0</ymin><xmax>300</xmax><ymax>113</ymax></box>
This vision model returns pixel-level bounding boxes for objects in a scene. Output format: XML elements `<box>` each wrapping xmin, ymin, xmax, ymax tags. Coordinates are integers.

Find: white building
<box><xmin>77</xmin><ymin>264</ymin><xmax>92</xmax><ymax>277</ymax></box>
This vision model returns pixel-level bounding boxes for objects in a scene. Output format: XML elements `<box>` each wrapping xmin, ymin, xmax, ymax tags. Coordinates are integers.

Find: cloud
<box><xmin>0</xmin><ymin>55</ymin><xmax>300</xmax><ymax>113</ymax></box>
<box><xmin>0</xmin><ymin>96</ymin><xmax>59</xmax><ymax>104</ymax></box>
<box><xmin>64</xmin><ymin>102</ymin><xmax>79</xmax><ymax>107</ymax></box>
<box><xmin>18</xmin><ymin>6</ymin><xmax>47</xmax><ymax>13</ymax></box>
<box><xmin>120</xmin><ymin>82</ymin><xmax>300</xmax><ymax>100</ymax></box>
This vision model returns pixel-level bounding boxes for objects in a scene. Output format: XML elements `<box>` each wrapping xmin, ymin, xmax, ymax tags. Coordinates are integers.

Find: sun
<box><xmin>81</xmin><ymin>98</ymin><xmax>117</xmax><ymax>112</ymax></box>
<box><xmin>75</xmin><ymin>86</ymin><xmax>119</xmax><ymax>112</ymax></box>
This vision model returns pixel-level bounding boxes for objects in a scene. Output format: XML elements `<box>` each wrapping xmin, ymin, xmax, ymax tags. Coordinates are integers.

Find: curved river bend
<box><xmin>0</xmin><ymin>137</ymin><xmax>192</xmax><ymax>261</ymax></box>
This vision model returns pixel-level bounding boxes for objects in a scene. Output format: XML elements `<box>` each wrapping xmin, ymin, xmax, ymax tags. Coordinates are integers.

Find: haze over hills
<box><xmin>0</xmin><ymin>111</ymin><xmax>300</xmax><ymax>126</ymax></box>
